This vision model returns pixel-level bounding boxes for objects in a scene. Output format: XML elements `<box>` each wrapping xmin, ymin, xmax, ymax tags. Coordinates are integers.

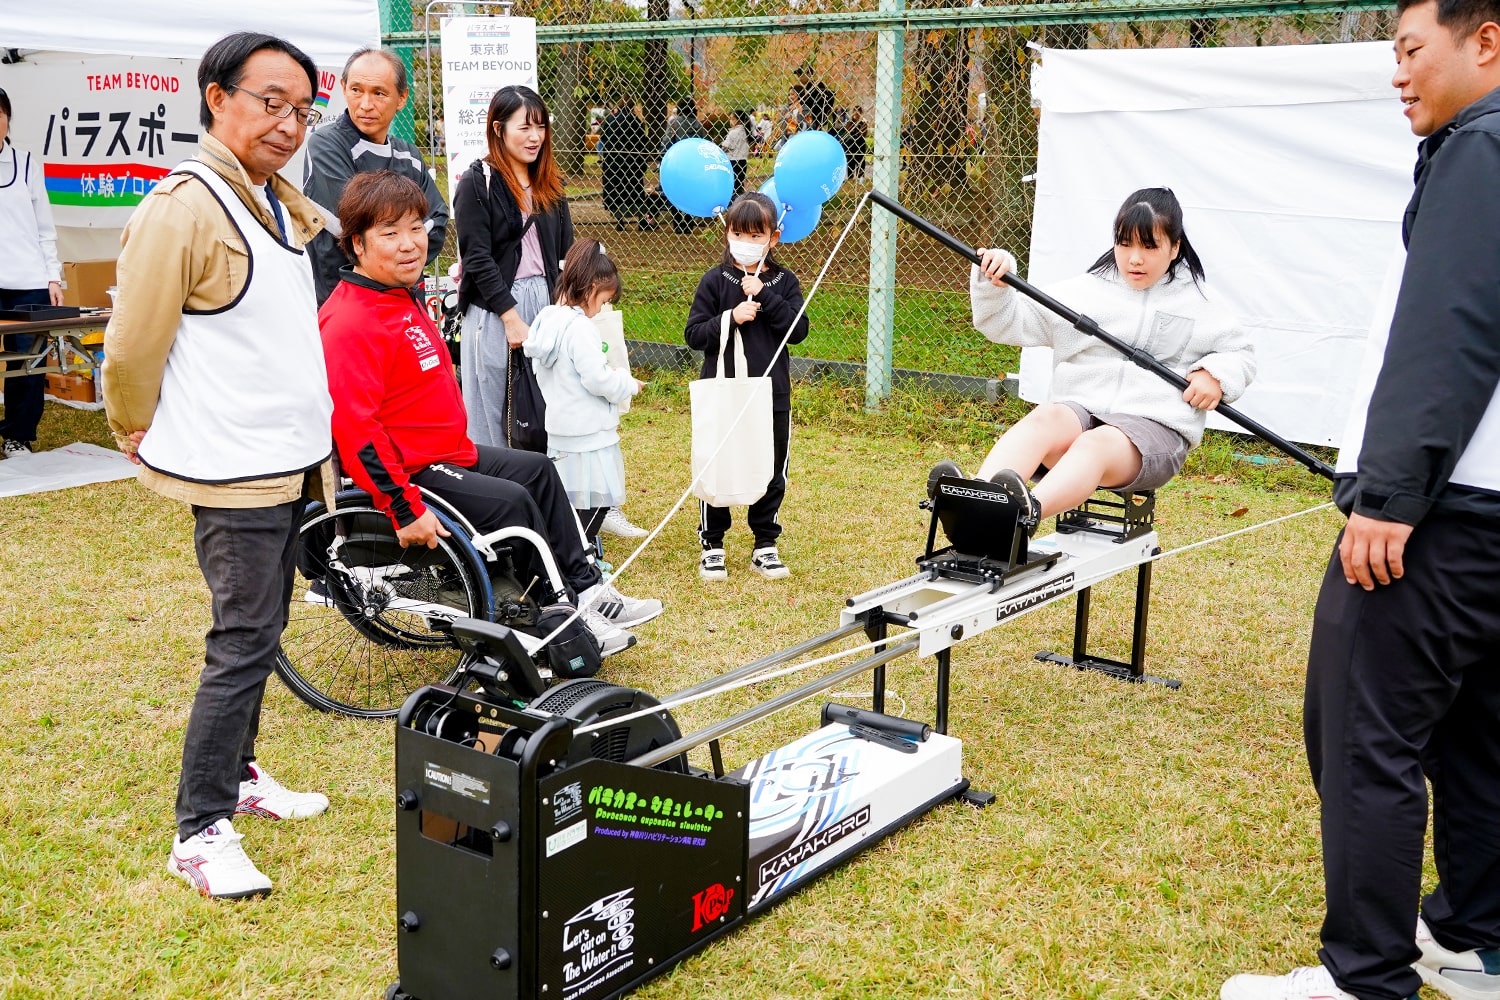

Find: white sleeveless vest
<box><xmin>137</xmin><ymin>160</ymin><xmax>333</xmax><ymax>484</ymax></box>
<box><xmin>1336</xmin><ymin>244</ymin><xmax>1500</xmax><ymax>493</ymax></box>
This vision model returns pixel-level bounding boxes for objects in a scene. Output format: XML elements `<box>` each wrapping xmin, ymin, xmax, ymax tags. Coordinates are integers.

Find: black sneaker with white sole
<box><xmin>926</xmin><ymin>459</ymin><xmax>963</xmax><ymax>500</ymax></box>
<box><xmin>988</xmin><ymin>469</ymin><xmax>1040</xmax><ymax>537</ymax></box>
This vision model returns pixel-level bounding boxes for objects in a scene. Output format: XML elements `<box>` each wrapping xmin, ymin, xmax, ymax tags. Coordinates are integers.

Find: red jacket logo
<box><xmin>690</xmin><ymin>883</ymin><xmax>734</xmax><ymax>931</ymax></box>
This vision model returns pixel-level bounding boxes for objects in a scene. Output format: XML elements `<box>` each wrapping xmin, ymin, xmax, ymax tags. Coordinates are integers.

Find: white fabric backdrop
<box><xmin>1024</xmin><ymin>42</ymin><xmax>1415</xmax><ymax>447</ymax></box>
<box><xmin>1</xmin><ymin>0</ymin><xmax>379</xmax><ymax>67</ymax></box>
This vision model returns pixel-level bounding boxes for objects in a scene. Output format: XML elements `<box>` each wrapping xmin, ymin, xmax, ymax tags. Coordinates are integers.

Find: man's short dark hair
<box><xmin>336</xmin><ymin>170</ymin><xmax>429</xmax><ymax>260</ymax></box>
<box><xmin>342</xmin><ymin>47</ymin><xmax>408</xmax><ymax>95</ymax></box>
<box><xmin>1396</xmin><ymin>0</ymin><xmax>1500</xmax><ymax>39</ymax></box>
<box><xmin>198</xmin><ymin>32</ymin><xmax>319</xmax><ymax>131</ymax></box>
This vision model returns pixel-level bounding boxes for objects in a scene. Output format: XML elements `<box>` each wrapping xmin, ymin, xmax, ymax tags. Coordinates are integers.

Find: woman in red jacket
<box><xmin>318</xmin><ymin>171</ymin><xmax>661</xmax><ymax>654</ymax></box>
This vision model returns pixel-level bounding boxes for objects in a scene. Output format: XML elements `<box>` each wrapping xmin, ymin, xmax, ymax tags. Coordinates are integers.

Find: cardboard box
<box><xmin>45</xmin><ymin>371</ymin><xmax>102</xmax><ymax>404</ymax></box>
<box><xmin>61</xmin><ymin>260</ymin><xmax>117</xmax><ymax>308</ymax></box>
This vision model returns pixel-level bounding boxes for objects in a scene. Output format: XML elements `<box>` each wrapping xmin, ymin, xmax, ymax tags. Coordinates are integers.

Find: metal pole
<box><xmin>868</xmin><ymin>190</ymin><xmax>1336</xmax><ymax>480</ymax></box>
<box><xmin>631</xmin><ymin>637</ymin><xmax>921</xmax><ymax>768</ymax></box>
<box><xmin>864</xmin><ymin>0</ymin><xmax>905</xmax><ymax>410</ymax></box>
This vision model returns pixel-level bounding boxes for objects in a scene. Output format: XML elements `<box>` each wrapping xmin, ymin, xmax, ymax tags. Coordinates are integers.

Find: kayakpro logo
<box><xmin>995</xmin><ymin>573</ymin><xmax>1075</xmax><ymax>623</ymax></box>
<box><xmin>758</xmin><ymin>805</ymin><xmax>870</xmax><ymax>886</ymax></box>
<box><xmin>940</xmin><ymin>483</ymin><xmax>1009</xmax><ymax>503</ymax></box>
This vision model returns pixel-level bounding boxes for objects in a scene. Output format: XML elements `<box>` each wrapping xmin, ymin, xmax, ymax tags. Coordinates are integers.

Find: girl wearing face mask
<box><xmin>454</xmin><ymin>85</ymin><xmax>573</xmax><ymax>448</ymax></box>
<box><xmin>683</xmin><ymin>192</ymin><xmax>809</xmax><ymax>582</ymax></box>
<box><xmin>939</xmin><ymin>187</ymin><xmax>1254</xmax><ymax>536</ymax></box>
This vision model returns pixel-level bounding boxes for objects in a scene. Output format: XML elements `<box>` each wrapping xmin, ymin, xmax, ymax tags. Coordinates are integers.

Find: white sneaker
<box><xmin>580</xmin><ymin>606</ymin><xmax>637</xmax><ymax>657</ymax></box>
<box><xmin>2</xmin><ymin>439</ymin><xmax>34</xmax><ymax>458</ymax></box>
<box><xmin>750</xmin><ymin>546</ymin><xmax>791</xmax><ymax>580</ymax></box>
<box><xmin>167</xmin><ymin>819</ymin><xmax>273</xmax><ymax>899</ymax></box>
<box><xmin>580</xmin><ymin>581</ymin><xmax>663</xmax><ymax>629</ymax></box>
<box><xmin>1417</xmin><ymin>917</ymin><xmax>1500</xmax><ymax>1000</ymax></box>
<box><xmin>235</xmin><ymin>762</ymin><xmax>329</xmax><ymax>820</ymax></box>
<box><xmin>699</xmin><ymin>548</ymin><xmax>727</xmax><ymax>582</ymax></box>
<box><xmin>600</xmin><ymin>507</ymin><xmax>648</xmax><ymax>538</ymax></box>
<box><xmin>1220</xmin><ymin>965</ymin><xmax>1359</xmax><ymax>1000</ymax></box>
<box><xmin>302</xmin><ymin>579</ymin><xmax>333</xmax><ymax>607</ymax></box>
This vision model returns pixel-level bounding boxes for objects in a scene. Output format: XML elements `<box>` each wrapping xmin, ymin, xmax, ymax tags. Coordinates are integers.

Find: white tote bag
<box><xmin>690</xmin><ymin>311</ymin><xmax>774</xmax><ymax>507</ymax></box>
<box><xmin>591</xmin><ymin>303</ymin><xmax>631</xmax><ymax>412</ymax></box>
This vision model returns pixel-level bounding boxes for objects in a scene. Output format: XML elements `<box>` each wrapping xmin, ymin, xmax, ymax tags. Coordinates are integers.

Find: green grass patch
<box><xmin>2</xmin><ymin>398</ymin><xmax>1438</xmax><ymax>1000</ymax></box>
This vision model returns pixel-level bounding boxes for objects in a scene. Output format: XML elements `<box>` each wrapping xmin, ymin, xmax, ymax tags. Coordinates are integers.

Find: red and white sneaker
<box><xmin>1220</xmin><ymin>965</ymin><xmax>1362</xmax><ymax>1000</ymax></box>
<box><xmin>167</xmin><ymin>819</ymin><xmax>272</xmax><ymax>899</ymax></box>
<box><xmin>235</xmin><ymin>762</ymin><xmax>329</xmax><ymax>820</ymax></box>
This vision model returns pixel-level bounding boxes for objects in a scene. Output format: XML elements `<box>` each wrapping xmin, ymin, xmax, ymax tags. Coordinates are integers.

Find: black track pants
<box><xmin>1306</xmin><ymin>512</ymin><xmax>1500</xmax><ymax>999</ymax></box>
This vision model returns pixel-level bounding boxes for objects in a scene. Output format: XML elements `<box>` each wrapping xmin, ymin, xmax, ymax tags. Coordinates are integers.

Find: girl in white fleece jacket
<box><xmin>524</xmin><ymin>239</ymin><xmax>643</xmax><ymax>542</ymax></box>
<box><xmin>961</xmin><ymin>187</ymin><xmax>1254</xmax><ymax>534</ymax></box>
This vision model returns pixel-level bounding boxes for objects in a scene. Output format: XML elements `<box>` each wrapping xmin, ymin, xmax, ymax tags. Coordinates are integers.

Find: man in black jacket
<box><xmin>1222</xmin><ymin>2</ymin><xmax>1500</xmax><ymax>999</ymax></box>
<box><xmin>302</xmin><ymin>48</ymin><xmax>448</xmax><ymax>304</ymax></box>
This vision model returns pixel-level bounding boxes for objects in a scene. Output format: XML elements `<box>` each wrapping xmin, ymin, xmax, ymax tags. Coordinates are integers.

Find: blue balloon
<box><xmin>660</xmin><ymin>139</ymin><xmax>734</xmax><ymax>218</ymax></box>
<box><xmin>758</xmin><ymin>178</ymin><xmax>779</xmax><ymax>205</ymax></box>
<box><xmin>776</xmin><ymin>200</ymin><xmax>822</xmax><ymax>244</ymax></box>
<box><xmin>773</xmin><ymin>130</ymin><xmax>847</xmax><ymax>208</ymax></box>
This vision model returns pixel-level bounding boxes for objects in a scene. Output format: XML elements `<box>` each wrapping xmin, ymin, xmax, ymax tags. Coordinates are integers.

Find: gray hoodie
<box><xmin>523</xmin><ymin>304</ymin><xmax>638</xmax><ymax>452</ymax></box>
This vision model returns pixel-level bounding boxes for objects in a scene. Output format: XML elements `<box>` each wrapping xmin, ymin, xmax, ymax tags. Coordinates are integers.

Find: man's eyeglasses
<box><xmin>227</xmin><ymin>85</ymin><xmax>323</xmax><ymax>127</ymax></box>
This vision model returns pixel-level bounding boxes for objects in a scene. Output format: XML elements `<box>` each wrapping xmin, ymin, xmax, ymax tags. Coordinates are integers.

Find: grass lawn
<box><xmin>0</xmin><ymin>387</ymin><xmax>1442</xmax><ymax>999</ymax></box>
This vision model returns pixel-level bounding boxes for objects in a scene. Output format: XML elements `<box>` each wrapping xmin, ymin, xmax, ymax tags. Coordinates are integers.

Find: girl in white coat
<box><xmin>958</xmin><ymin>187</ymin><xmax>1255</xmax><ymax>534</ymax></box>
<box><xmin>524</xmin><ymin>239</ymin><xmax>643</xmax><ymax>544</ymax></box>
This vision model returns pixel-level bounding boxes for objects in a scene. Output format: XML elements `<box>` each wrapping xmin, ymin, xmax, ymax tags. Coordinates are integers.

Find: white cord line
<box><xmin>532</xmin><ymin>191</ymin><xmax>876</xmax><ymax>649</ymax></box>
<box><xmin>574</xmin><ymin>498</ymin><xmax>1336</xmax><ymax>735</ymax></box>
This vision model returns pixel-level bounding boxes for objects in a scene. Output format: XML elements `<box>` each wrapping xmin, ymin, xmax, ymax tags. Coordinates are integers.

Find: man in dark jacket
<box><xmin>1222</xmin><ymin>2</ymin><xmax>1500</xmax><ymax>998</ymax></box>
<box><xmin>302</xmin><ymin>47</ymin><xmax>448</xmax><ymax>304</ymax></box>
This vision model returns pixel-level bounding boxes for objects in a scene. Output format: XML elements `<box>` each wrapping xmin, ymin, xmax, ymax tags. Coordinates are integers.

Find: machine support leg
<box><xmin>935</xmin><ymin>648</ymin><xmax>952</xmax><ymax>735</ymax></box>
<box><xmin>1035</xmin><ymin>561</ymin><xmax>1178</xmax><ymax>689</ymax></box>
<box><xmin>1130</xmin><ymin>561</ymin><xmax>1153</xmax><ymax>678</ymax></box>
<box><xmin>866</xmin><ymin>618</ymin><xmax>889</xmax><ymax>714</ymax></box>
<box><xmin>1072</xmin><ymin>586</ymin><xmax>1092</xmax><ymax>662</ymax></box>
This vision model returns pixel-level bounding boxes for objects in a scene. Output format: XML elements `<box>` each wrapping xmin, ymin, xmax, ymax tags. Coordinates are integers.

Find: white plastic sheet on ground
<box><xmin>1023</xmin><ymin>42</ymin><xmax>1415</xmax><ymax>447</ymax></box>
<box><xmin>0</xmin><ymin>442</ymin><xmax>137</xmax><ymax>498</ymax></box>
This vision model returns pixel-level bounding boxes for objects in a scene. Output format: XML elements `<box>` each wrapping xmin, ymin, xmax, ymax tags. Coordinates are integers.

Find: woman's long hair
<box><xmin>483</xmin><ymin>85</ymin><xmax>565</xmax><ymax>214</ymax></box>
<box><xmin>1088</xmin><ymin>187</ymin><xmax>1205</xmax><ymax>287</ymax></box>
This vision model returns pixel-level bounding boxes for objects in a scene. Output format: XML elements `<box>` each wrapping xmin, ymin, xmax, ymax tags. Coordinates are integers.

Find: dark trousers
<box><xmin>731</xmin><ymin>160</ymin><xmax>747</xmax><ymax>199</ymax></box>
<box><xmin>0</xmin><ymin>287</ymin><xmax>51</xmax><ymax>444</ymax></box>
<box><xmin>699</xmin><ymin>408</ymin><xmax>790</xmax><ymax>551</ymax></box>
<box><xmin>1306</xmin><ymin>512</ymin><xmax>1500</xmax><ymax>999</ymax></box>
<box><xmin>412</xmin><ymin>444</ymin><xmax>600</xmax><ymax>601</ymax></box>
<box><xmin>176</xmin><ymin>500</ymin><xmax>303</xmax><ymax>840</ymax></box>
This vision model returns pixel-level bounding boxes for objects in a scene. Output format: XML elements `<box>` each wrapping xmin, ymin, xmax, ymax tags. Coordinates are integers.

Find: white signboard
<box><xmin>440</xmin><ymin>16</ymin><xmax>538</xmax><ymax>200</ymax></box>
<box><xmin>0</xmin><ymin>54</ymin><xmax>346</xmax><ymax>233</ymax></box>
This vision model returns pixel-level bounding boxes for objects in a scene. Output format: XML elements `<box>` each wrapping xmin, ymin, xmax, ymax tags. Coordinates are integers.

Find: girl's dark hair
<box><xmin>1088</xmin><ymin>187</ymin><xmax>1206</xmax><ymax>287</ymax></box>
<box><xmin>336</xmin><ymin>170</ymin><xmax>429</xmax><ymax>262</ymax></box>
<box><xmin>484</xmin><ymin>85</ymin><xmax>565</xmax><ymax>214</ymax></box>
<box><xmin>556</xmin><ymin>238</ymin><xmax>621</xmax><ymax>307</ymax></box>
<box><xmin>720</xmin><ymin>193</ymin><xmax>782</xmax><ymax>272</ymax></box>
<box><xmin>0</xmin><ymin>87</ymin><xmax>11</xmax><ymax>121</ymax></box>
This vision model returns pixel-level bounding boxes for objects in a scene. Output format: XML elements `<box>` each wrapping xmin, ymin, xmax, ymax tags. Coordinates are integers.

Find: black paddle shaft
<box><xmin>868</xmin><ymin>190</ymin><xmax>1336</xmax><ymax>481</ymax></box>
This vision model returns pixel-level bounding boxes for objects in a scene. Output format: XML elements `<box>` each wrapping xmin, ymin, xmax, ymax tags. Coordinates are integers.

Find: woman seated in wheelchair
<box><xmin>317</xmin><ymin>170</ymin><xmax>663</xmax><ymax>656</ymax></box>
<box><xmin>938</xmin><ymin>187</ymin><xmax>1255</xmax><ymax>537</ymax></box>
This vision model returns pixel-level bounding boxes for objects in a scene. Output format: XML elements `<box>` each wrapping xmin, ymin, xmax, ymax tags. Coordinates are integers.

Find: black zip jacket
<box><xmin>684</xmin><ymin>263</ymin><xmax>810</xmax><ymax>410</ymax></box>
<box><xmin>454</xmin><ymin>158</ymin><xmax>573</xmax><ymax>318</ymax></box>
<box><xmin>1339</xmin><ymin>85</ymin><xmax>1500</xmax><ymax>524</ymax></box>
<box><xmin>302</xmin><ymin>111</ymin><xmax>448</xmax><ymax>305</ymax></box>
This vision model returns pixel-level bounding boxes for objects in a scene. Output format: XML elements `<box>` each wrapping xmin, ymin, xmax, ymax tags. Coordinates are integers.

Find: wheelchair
<box><xmin>274</xmin><ymin>484</ymin><xmax>588</xmax><ymax>719</ymax></box>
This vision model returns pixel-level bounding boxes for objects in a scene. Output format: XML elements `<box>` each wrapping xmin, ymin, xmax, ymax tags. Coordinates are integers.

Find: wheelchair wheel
<box><xmin>275</xmin><ymin>498</ymin><xmax>490</xmax><ymax>719</ymax></box>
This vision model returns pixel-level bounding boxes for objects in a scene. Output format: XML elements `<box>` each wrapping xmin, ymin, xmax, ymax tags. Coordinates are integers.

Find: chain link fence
<box><xmin>380</xmin><ymin>1</ymin><xmax>1396</xmax><ymax>400</ymax></box>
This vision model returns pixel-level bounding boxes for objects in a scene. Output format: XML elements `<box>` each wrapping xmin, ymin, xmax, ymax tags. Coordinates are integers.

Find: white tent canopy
<box><xmin>1024</xmin><ymin>41</ymin><xmax>1415</xmax><ymax>448</ymax></box>
<box><xmin>1</xmin><ymin>0</ymin><xmax>377</xmax><ymax>260</ymax></box>
<box><xmin>3</xmin><ymin>0</ymin><xmax>379</xmax><ymax>66</ymax></box>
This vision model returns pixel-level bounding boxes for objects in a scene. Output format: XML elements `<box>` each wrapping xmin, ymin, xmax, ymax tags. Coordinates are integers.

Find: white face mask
<box><xmin>728</xmin><ymin>239</ymin><xmax>768</xmax><ymax>267</ymax></box>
